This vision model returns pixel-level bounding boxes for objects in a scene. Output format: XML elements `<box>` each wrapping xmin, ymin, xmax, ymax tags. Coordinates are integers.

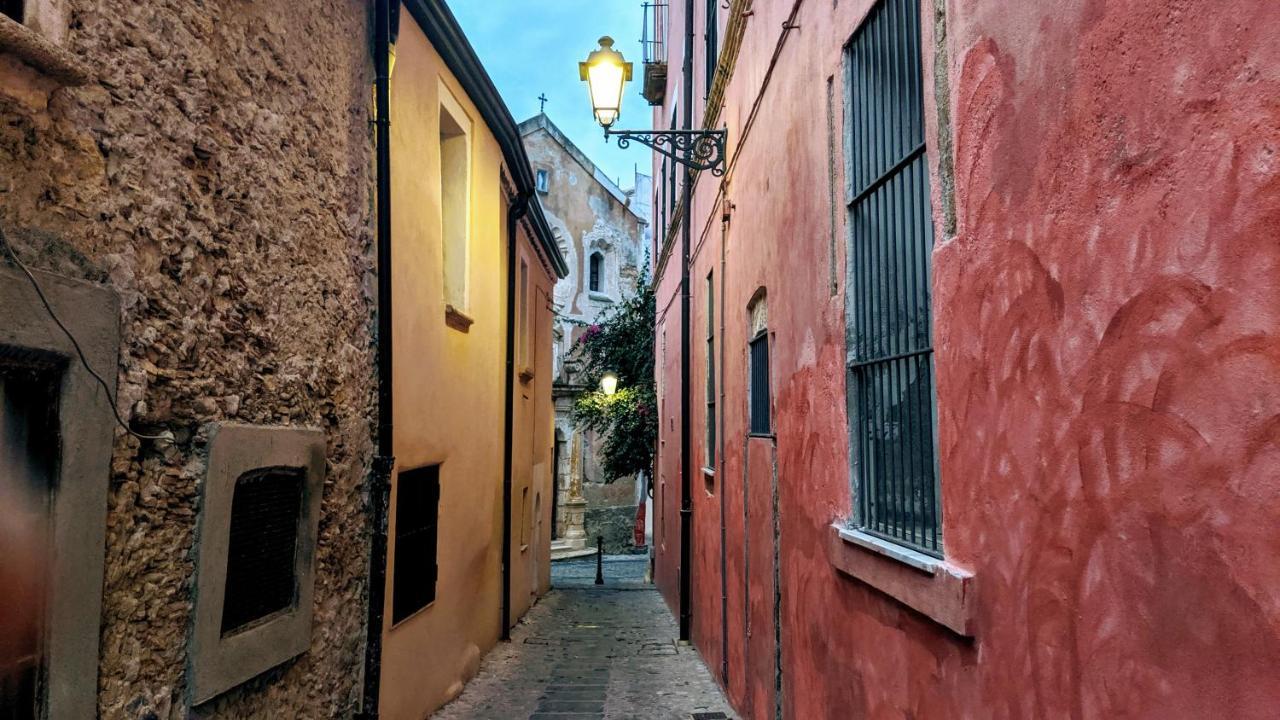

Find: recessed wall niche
<box><xmin>189</xmin><ymin>424</ymin><xmax>325</xmax><ymax>705</ymax></box>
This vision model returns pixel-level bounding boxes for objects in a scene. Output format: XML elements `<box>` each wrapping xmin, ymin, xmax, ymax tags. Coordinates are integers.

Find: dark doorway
<box><xmin>0</xmin><ymin>353</ymin><xmax>61</xmax><ymax>720</ymax></box>
<box><xmin>0</xmin><ymin>1</ymin><xmax>22</xmax><ymax>23</ymax></box>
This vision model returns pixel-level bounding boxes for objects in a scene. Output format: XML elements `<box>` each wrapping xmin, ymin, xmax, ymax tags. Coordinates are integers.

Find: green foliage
<box><xmin>570</xmin><ymin>277</ymin><xmax>656</xmax><ymax>482</ymax></box>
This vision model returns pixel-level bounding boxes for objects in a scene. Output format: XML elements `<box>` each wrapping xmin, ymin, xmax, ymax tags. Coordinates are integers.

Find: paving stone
<box><xmin>431</xmin><ymin>562</ymin><xmax>736</xmax><ymax>719</ymax></box>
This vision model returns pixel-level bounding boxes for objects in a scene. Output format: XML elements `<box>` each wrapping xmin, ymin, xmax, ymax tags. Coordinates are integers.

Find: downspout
<box><xmin>502</xmin><ymin>193</ymin><xmax>531</xmax><ymax>641</ymax></box>
<box><xmin>678</xmin><ymin>0</ymin><xmax>695</xmax><ymax>643</ymax></box>
<box><xmin>360</xmin><ymin>0</ymin><xmax>395</xmax><ymax>717</ymax></box>
<box><xmin>718</xmin><ymin>205</ymin><xmax>729</xmax><ymax>681</ymax></box>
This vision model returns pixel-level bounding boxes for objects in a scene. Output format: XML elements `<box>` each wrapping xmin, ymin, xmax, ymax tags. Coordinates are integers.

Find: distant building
<box><xmin>519</xmin><ymin>113</ymin><xmax>650</xmax><ymax>555</ymax></box>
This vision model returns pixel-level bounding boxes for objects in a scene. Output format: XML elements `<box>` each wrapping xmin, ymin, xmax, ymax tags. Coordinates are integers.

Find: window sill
<box><xmin>587</xmin><ymin>291</ymin><xmax>614</xmax><ymax>303</ymax></box>
<box><xmin>0</xmin><ymin>15</ymin><xmax>91</xmax><ymax>86</ymax></box>
<box><xmin>444</xmin><ymin>305</ymin><xmax>474</xmax><ymax>333</ymax></box>
<box><xmin>702</xmin><ymin>467</ymin><xmax>715</xmax><ymax>477</ymax></box>
<box><xmin>827</xmin><ymin>524</ymin><xmax>975</xmax><ymax>637</ymax></box>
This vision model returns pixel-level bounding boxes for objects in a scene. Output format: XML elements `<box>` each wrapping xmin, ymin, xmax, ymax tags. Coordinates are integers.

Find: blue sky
<box><xmin>448</xmin><ymin>0</ymin><xmax>650</xmax><ymax>190</ymax></box>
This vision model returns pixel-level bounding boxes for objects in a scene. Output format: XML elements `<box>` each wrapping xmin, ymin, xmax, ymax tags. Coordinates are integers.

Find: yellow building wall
<box><xmin>380</xmin><ymin>10</ymin><xmax>556</xmax><ymax>718</ymax></box>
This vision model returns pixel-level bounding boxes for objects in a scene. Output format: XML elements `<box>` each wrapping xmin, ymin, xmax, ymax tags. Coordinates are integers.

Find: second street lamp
<box><xmin>579</xmin><ymin>36</ymin><xmax>727</xmax><ymax>177</ymax></box>
<box><xmin>600</xmin><ymin>372</ymin><xmax>619</xmax><ymax>396</ymax></box>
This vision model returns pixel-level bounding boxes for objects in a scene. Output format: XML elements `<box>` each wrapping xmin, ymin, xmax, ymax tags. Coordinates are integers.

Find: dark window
<box><xmin>0</xmin><ymin>356</ymin><xmax>59</xmax><ymax>718</ymax></box>
<box><xmin>749</xmin><ymin>332</ymin><xmax>770</xmax><ymax>435</ymax></box>
<box><xmin>705</xmin><ymin>272</ymin><xmax>716</xmax><ymax>467</ymax></box>
<box><xmin>588</xmin><ymin>253</ymin><xmax>603</xmax><ymax>293</ymax></box>
<box><xmin>221</xmin><ymin>468</ymin><xmax>304</xmax><ymax>635</ymax></box>
<box><xmin>846</xmin><ymin>0</ymin><xmax>941</xmax><ymax>555</ymax></box>
<box><xmin>1</xmin><ymin>0</ymin><xmax>22</xmax><ymax>22</ymax></box>
<box><xmin>704</xmin><ymin>0</ymin><xmax>719</xmax><ymax>96</ymax></box>
<box><xmin>392</xmin><ymin>465</ymin><xmax>440</xmax><ymax>624</ymax></box>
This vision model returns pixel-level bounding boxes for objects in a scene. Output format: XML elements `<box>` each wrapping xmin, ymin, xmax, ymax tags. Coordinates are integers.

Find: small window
<box><xmin>588</xmin><ymin>252</ymin><xmax>603</xmax><ymax>293</ymax></box>
<box><xmin>2</xmin><ymin>0</ymin><xmax>23</xmax><ymax>22</ymax></box>
<box><xmin>440</xmin><ymin>93</ymin><xmax>472</xmax><ymax>314</ymax></box>
<box><xmin>520</xmin><ymin>487</ymin><xmax>530</xmax><ymax>547</ymax></box>
<box><xmin>748</xmin><ymin>294</ymin><xmax>770</xmax><ymax>435</ymax></box>
<box><xmin>704</xmin><ymin>0</ymin><xmax>719</xmax><ymax>96</ymax></box>
<box><xmin>518</xmin><ymin>259</ymin><xmax>530</xmax><ymax>370</ymax></box>
<box><xmin>393</xmin><ymin>465</ymin><xmax>441</xmax><ymax>624</ymax></box>
<box><xmin>705</xmin><ymin>272</ymin><xmax>716</xmax><ymax>468</ymax></box>
<box><xmin>535</xmin><ymin>168</ymin><xmax>549</xmax><ymax>193</ymax></box>
<box><xmin>222</xmin><ymin>468</ymin><xmax>305</xmax><ymax>635</ymax></box>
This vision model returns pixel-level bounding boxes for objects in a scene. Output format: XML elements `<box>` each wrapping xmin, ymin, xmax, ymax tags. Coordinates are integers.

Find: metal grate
<box><xmin>392</xmin><ymin>465</ymin><xmax>440</xmax><ymax>624</ymax></box>
<box><xmin>221</xmin><ymin>468</ymin><xmax>304</xmax><ymax>635</ymax></box>
<box><xmin>642</xmin><ymin>2</ymin><xmax>668</xmax><ymax>65</ymax></box>
<box><xmin>705</xmin><ymin>272</ymin><xmax>716</xmax><ymax>466</ymax></box>
<box><xmin>846</xmin><ymin>0</ymin><xmax>942</xmax><ymax>555</ymax></box>
<box><xmin>704</xmin><ymin>0</ymin><xmax>719</xmax><ymax>96</ymax></box>
<box><xmin>749</xmin><ymin>333</ymin><xmax>770</xmax><ymax>435</ymax></box>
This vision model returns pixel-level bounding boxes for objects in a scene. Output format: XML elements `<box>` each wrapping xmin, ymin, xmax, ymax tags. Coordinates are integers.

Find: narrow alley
<box><xmin>433</xmin><ymin>557</ymin><xmax>735</xmax><ymax>720</ymax></box>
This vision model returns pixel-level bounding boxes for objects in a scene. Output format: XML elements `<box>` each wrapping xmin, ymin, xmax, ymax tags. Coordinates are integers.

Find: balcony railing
<box><xmin>641</xmin><ymin>1</ymin><xmax>668</xmax><ymax>105</ymax></box>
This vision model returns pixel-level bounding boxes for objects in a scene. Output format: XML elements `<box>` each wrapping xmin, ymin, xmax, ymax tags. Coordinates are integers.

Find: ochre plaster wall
<box><xmin>653</xmin><ymin>0</ymin><xmax>1280</xmax><ymax>718</ymax></box>
<box><xmin>382</xmin><ymin>10</ymin><xmax>555</xmax><ymax>717</ymax></box>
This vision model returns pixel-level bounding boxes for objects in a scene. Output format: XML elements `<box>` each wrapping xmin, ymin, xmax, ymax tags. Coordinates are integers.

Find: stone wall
<box><xmin>585</xmin><ymin>506</ymin><xmax>643</xmax><ymax>556</ymax></box>
<box><xmin>0</xmin><ymin>1</ymin><xmax>376</xmax><ymax>717</ymax></box>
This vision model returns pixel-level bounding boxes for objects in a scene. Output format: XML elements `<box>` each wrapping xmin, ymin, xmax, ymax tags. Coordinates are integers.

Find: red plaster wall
<box><xmin>654</xmin><ymin>0</ymin><xmax>1280</xmax><ymax>718</ymax></box>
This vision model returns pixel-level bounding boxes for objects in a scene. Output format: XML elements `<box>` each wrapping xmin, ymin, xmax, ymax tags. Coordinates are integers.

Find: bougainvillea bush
<box><xmin>570</xmin><ymin>275</ymin><xmax>656</xmax><ymax>483</ymax></box>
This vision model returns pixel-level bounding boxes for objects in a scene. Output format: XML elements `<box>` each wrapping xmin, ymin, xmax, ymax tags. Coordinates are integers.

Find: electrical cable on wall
<box><xmin>0</xmin><ymin>227</ymin><xmax>174</xmax><ymax>444</ymax></box>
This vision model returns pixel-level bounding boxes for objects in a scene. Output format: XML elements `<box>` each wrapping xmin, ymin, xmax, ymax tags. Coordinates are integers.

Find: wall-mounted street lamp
<box><xmin>580</xmin><ymin>36</ymin><xmax>727</xmax><ymax>176</ymax></box>
<box><xmin>600</xmin><ymin>372</ymin><xmax>619</xmax><ymax>396</ymax></box>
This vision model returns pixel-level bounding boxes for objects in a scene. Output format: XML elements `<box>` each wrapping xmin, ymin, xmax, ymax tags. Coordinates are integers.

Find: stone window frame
<box><xmin>0</xmin><ymin>0</ymin><xmax>90</xmax><ymax>87</ymax></box>
<box><xmin>0</xmin><ymin>265</ymin><xmax>119</xmax><ymax>720</ymax></box>
<box><xmin>189</xmin><ymin>424</ymin><xmax>326</xmax><ymax>705</ymax></box>
<box><xmin>439</xmin><ymin>80</ymin><xmax>475</xmax><ymax>330</ymax></box>
<box><xmin>828</xmin><ymin>0</ymin><xmax>975</xmax><ymax>639</ymax></box>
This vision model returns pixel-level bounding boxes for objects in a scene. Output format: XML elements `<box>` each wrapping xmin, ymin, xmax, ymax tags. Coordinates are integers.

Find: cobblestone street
<box><xmin>432</xmin><ymin>557</ymin><xmax>735</xmax><ymax>719</ymax></box>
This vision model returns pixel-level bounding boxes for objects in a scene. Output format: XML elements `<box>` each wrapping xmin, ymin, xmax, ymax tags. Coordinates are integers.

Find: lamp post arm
<box><xmin>605</xmin><ymin>128</ymin><xmax>727</xmax><ymax>177</ymax></box>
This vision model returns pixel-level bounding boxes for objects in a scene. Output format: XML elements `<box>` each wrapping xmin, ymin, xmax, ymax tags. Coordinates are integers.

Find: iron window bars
<box><xmin>706</xmin><ymin>272</ymin><xmax>717</xmax><ymax>466</ymax></box>
<box><xmin>705</xmin><ymin>0</ymin><xmax>719</xmax><ymax>97</ymax></box>
<box><xmin>846</xmin><ymin>0</ymin><xmax>942</xmax><ymax>556</ymax></box>
<box><xmin>749</xmin><ymin>331</ymin><xmax>771</xmax><ymax>435</ymax></box>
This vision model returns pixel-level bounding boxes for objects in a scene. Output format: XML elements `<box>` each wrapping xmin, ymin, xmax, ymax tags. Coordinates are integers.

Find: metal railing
<box><xmin>846</xmin><ymin>0</ymin><xmax>942</xmax><ymax>556</ymax></box>
<box><xmin>642</xmin><ymin>1</ymin><xmax>668</xmax><ymax>65</ymax></box>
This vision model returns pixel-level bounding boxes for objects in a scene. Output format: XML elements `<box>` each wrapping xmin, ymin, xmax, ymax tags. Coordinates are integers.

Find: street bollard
<box><xmin>595</xmin><ymin>535</ymin><xmax>604</xmax><ymax>585</ymax></box>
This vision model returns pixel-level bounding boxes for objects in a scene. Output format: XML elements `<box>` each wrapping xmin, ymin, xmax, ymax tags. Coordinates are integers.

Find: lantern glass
<box><xmin>579</xmin><ymin>37</ymin><xmax>633</xmax><ymax>129</ymax></box>
<box><xmin>600</xmin><ymin>372</ymin><xmax>619</xmax><ymax>396</ymax></box>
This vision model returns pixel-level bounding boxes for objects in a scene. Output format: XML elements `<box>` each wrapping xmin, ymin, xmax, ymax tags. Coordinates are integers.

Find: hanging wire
<box><xmin>0</xmin><ymin>227</ymin><xmax>173</xmax><ymax>444</ymax></box>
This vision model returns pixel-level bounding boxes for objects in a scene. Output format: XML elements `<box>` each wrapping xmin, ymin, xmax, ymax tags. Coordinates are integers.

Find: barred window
<box><xmin>393</xmin><ymin>465</ymin><xmax>441</xmax><ymax>623</ymax></box>
<box><xmin>748</xmin><ymin>295</ymin><xmax>770</xmax><ymax>436</ymax></box>
<box><xmin>705</xmin><ymin>272</ymin><xmax>716</xmax><ymax>469</ymax></box>
<box><xmin>845</xmin><ymin>0</ymin><xmax>941</xmax><ymax>555</ymax></box>
<box><xmin>704</xmin><ymin>0</ymin><xmax>719</xmax><ymax>96</ymax></box>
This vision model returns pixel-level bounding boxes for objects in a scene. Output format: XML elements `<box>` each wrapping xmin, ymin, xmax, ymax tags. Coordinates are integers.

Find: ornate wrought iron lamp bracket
<box><xmin>605</xmin><ymin>128</ymin><xmax>727</xmax><ymax>177</ymax></box>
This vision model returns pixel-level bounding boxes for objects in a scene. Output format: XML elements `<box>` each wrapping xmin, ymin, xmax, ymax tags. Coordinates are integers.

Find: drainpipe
<box><xmin>360</xmin><ymin>0</ymin><xmax>395</xmax><ymax>716</ymax></box>
<box><xmin>678</xmin><ymin>0</ymin><xmax>695</xmax><ymax>643</ymax></box>
<box><xmin>502</xmin><ymin>193</ymin><xmax>531</xmax><ymax>641</ymax></box>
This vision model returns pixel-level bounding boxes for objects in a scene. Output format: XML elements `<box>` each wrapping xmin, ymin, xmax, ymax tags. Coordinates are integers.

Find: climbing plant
<box><xmin>570</xmin><ymin>273</ymin><xmax>656</xmax><ymax>483</ymax></box>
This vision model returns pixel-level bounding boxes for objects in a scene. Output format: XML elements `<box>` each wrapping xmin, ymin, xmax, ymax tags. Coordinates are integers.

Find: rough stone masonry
<box><xmin>0</xmin><ymin>1</ymin><xmax>376</xmax><ymax>717</ymax></box>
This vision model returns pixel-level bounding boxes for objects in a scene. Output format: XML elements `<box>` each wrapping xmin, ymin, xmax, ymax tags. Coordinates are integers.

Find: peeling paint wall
<box><xmin>652</xmin><ymin>0</ymin><xmax>1280</xmax><ymax>718</ymax></box>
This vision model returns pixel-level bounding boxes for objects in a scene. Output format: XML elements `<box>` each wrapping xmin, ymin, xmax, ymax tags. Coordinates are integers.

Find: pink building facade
<box><xmin>647</xmin><ymin>0</ymin><xmax>1280</xmax><ymax>718</ymax></box>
